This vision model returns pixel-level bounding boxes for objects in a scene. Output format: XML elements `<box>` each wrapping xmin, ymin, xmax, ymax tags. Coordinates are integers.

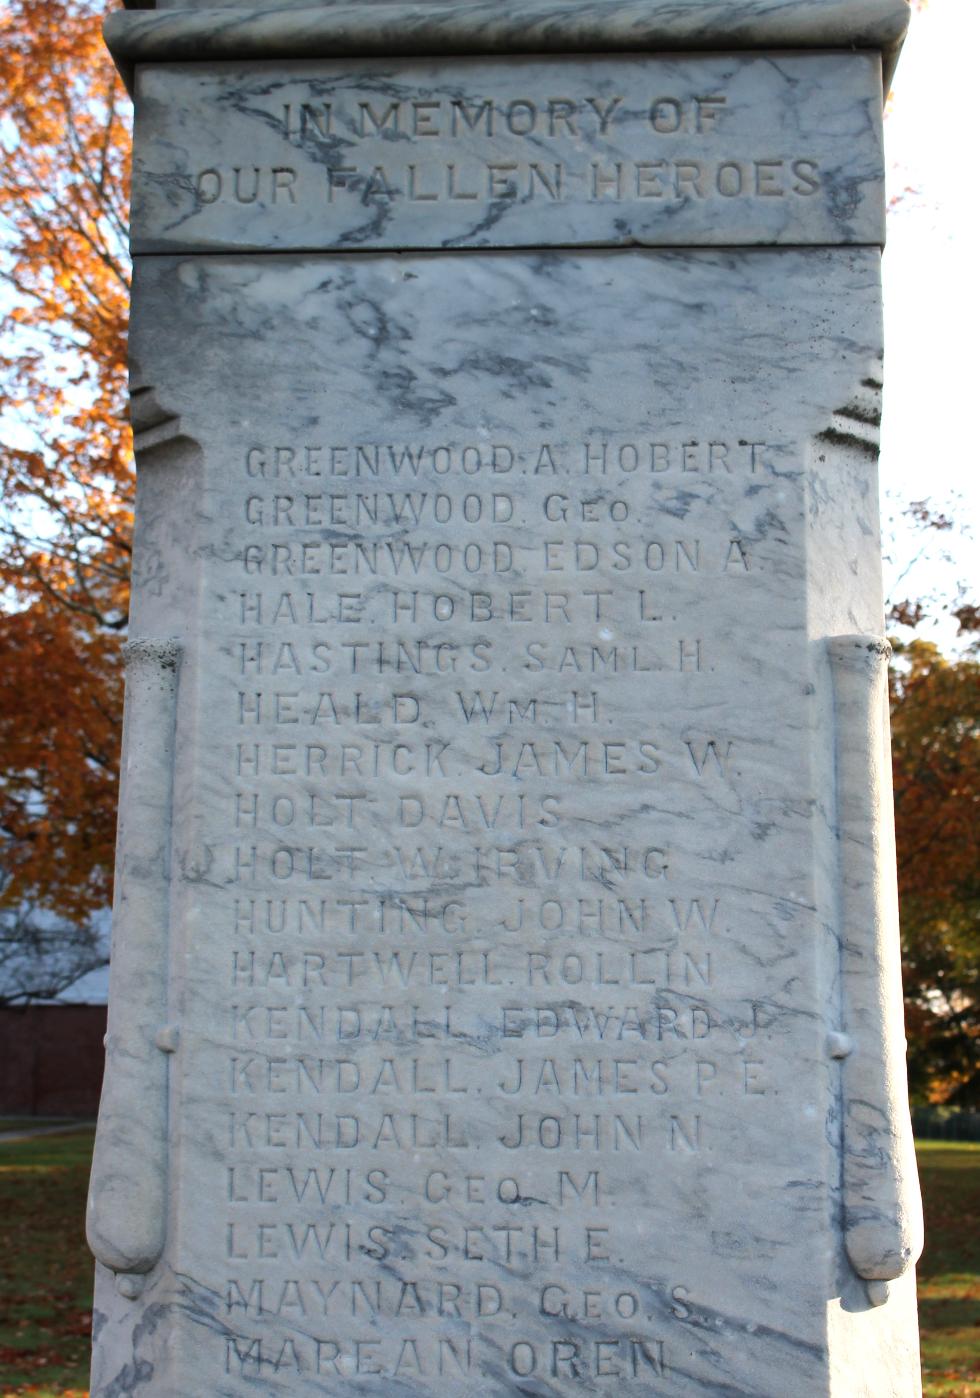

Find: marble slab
<box><xmin>129</xmin><ymin>53</ymin><xmax>884</xmax><ymax>253</ymax></box>
<box><xmin>89</xmin><ymin>246</ymin><xmax>921</xmax><ymax>1395</ymax></box>
<box><xmin>106</xmin><ymin>1</ymin><xmax>911</xmax><ymax>96</ymax></box>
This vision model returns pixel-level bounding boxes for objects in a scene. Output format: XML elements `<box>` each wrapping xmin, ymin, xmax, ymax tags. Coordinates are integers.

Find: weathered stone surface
<box><xmin>90</xmin><ymin>5</ymin><xmax>922</xmax><ymax>1395</ymax></box>
<box><xmin>89</xmin><ymin>243</ymin><xmax>922</xmax><ymax>1394</ymax></box>
<box><xmin>130</xmin><ymin>54</ymin><xmax>884</xmax><ymax>253</ymax></box>
<box><xmin>105</xmin><ymin>0</ymin><xmax>911</xmax><ymax>94</ymax></box>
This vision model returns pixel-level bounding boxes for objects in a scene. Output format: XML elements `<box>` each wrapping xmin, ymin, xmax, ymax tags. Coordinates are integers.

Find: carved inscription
<box><xmin>131</xmin><ymin>53</ymin><xmax>884</xmax><ymax>250</ymax></box>
<box><xmin>195</xmin><ymin>91</ymin><xmax>822</xmax><ymax>210</ymax></box>
<box><xmin>205</xmin><ymin>419</ymin><xmax>793</xmax><ymax>1383</ymax></box>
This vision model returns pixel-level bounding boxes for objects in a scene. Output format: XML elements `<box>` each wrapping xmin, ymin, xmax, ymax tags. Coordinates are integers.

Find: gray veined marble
<box><xmin>90</xmin><ymin>2</ymin><xmax>922</xmax><ymax>1394</ymax></box>
<box><xmin>106</xmin><ymin>0</ymin><xmax>911</xmax><ymax>95</ymax></box>
<box><xmin>129</xmin><ymin>53</ymin><xmax>885</xmax><ymax>254</ymax></box>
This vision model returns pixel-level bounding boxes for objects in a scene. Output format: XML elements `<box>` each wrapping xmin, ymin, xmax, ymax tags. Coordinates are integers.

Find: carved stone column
<box><xmin>92</xmin><ymin>3</ymin><xmax>921</xmax><ymax>1393</ymax></box>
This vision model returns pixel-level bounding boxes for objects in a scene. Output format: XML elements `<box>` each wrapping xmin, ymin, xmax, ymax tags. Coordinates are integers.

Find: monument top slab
<box><xmin>106</xmin><ymin>0</ymin><xmax>910</xmax><ymax>94</ymax></box>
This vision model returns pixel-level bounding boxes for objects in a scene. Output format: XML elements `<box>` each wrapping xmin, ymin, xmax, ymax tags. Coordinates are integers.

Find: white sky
<box><xmin>881</xmin><ymin>0</ymin><xmax>979</xmax><ymax>653</ymax></box>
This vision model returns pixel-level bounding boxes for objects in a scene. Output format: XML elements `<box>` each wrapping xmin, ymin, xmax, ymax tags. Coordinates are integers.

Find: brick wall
<box><xmin>0</xmin><ymin>1004</ymin><xmax>107</xmax><ymax>1118</ymax></box>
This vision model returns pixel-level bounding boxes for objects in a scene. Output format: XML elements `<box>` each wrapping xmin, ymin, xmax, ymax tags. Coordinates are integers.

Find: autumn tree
<box><xmin>890</xmin><ymin>635</ymin><xmax>980</xmax><ymax>1106</ymax></box>
<box><xmin>0</xmin><ymin>0</ymin><xmax>131</xmax><ymax>990</ymax></box>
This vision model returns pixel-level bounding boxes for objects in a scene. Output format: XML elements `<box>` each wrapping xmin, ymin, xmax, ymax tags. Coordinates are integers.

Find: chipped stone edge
<box><xmin>105</xmin><ymin>0</ymin><xmax>910</xmax><ymax>98</ymax></box>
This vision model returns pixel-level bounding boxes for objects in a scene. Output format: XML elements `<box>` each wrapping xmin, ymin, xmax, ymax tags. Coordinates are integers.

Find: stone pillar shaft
<box><xmin>92</xmin><ymin>4</ymin><xmax>921</xmax><ymax>1393</ymax></box>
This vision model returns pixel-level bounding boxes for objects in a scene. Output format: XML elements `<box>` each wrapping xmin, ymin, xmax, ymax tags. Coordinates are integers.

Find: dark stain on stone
<box><xmin>816</xmin><ymin>427</ymin><xmax>879</xmax><ymax>459</ymax></box>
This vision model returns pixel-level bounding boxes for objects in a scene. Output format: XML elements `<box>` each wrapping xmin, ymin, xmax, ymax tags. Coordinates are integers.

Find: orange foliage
<box><xmin>892</xmin><ymin>640</ymin><xmax>980</xmax><ymax>1104</ymax></box>
<box><xmin>0</xmin><ymin>0</ymin><xmax>131</xmax><ymax>918</ymax></box>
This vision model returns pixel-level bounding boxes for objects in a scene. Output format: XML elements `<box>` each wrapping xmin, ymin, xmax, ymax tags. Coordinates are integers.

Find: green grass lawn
<box><xmin>0</xmin><ymin>1133</ymin><xmax>976</xmax><ymax>1396</ymax></box>
<box><xmin>0</xmin><ymin>1131</ymin><xmax>94</xmax><ymax>1396</ymax></box>
<box><xmin>917</xmin><ymin>1141</ymin><xmax>980</xmax><ymax>1397</ymax></box>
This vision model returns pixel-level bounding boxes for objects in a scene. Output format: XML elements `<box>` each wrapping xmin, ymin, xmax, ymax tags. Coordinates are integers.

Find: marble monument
<box><xmin>90</xmin><ymin>1</ymin><xmax>922</xmax><ymax>1393</ymax></box>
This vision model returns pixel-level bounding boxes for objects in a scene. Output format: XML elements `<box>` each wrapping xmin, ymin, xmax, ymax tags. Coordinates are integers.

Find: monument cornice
<box><xmin>105</xmin><ymin>0</ymin><xmax>910</xmax><ymax>96</ymax></box>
